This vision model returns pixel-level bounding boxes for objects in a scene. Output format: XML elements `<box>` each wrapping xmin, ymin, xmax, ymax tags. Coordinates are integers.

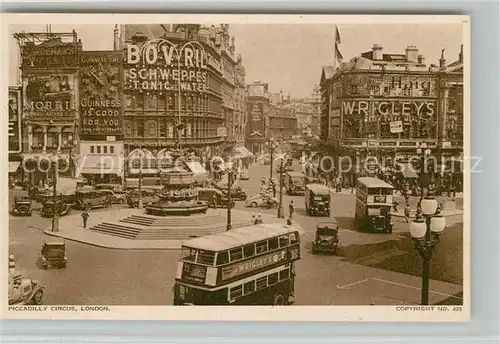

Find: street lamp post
<box><xmin>266</xmin><ymin>137</ymin><xmax>277</xmax><ymax>180</ymax></box>
<box><xmin>138</xmin><ymin>146</ymin><xmax>143</xmax><ymax>209</ymax></box>
<box><xmin>51</xmin><ymin>153</ymin><xmax>59</xmax><ymax>232</ymax></box>
<box><xmin>277</xmin><ymin>159</ymin><xmax>284</xmax><ymax>218</ymax></box>
<box><xmin>226</xmin><ymin>161</ymin><xmax>234</xmax><ymax>231</ymax></box>
<box><xmin>409</xmin><ymin>194</ymin><xmax>446</xmax><ymax>305</ymax></box>
<box><xmin>417</xmin><ymin>143</ymin><xmax>432</xmax><ymax>204</ymax></box>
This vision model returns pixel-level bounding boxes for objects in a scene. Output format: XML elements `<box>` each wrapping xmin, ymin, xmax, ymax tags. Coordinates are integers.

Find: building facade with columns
<box><xmin>121</xmin><ymin>24</ymin><xmax>233</xmax><ymax>177</ymax></box>
<box><xmin>14</xmin><ymin>31</ymin><xmax>82</xmax><ymax>184</ymax></box>
<box><xmin>320</xmin><ymin>44</ymin><xmax>464</xmax><ymax>185</ymax></box>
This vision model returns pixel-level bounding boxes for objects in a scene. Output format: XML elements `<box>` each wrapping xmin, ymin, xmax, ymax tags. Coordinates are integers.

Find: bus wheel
<box><xmin>272</xmin><ymin>292</ymin><xmax>286</xmax><ymax>306</ymax></box>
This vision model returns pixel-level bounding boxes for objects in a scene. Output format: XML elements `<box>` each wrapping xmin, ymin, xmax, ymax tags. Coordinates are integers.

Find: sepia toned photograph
<box><xmin>2</xmin><ymin>14</ymin><xmax>469</xmax><ymax>321</ymax></box>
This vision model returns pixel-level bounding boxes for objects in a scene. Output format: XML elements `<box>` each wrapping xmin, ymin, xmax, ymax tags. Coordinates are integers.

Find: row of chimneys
<box><xmin>371</xmin><ymin>43</ymin><xmax>464</xmax><ymax>67</ymax></box>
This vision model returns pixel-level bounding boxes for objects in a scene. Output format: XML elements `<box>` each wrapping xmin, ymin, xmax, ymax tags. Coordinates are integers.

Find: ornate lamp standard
<box><xmin>50</xmin><ymin>153</ymin><xmax>59</xmax><ymax>232</ymax></box>
<box><xmin>409</xmin><ymin>194</ymin><xmax>446</xmax><ymax>305</ymax></box>
<box><xmin>277</xmin><ymin>159</ymin><xmax>284</xmax><ymax>219</ymax></box>
<box><xmin>226</xmin><ymin>161</ymin><xmax>234</xmax><ymax>231</ymax></box>
<box><xmin>136</xmin><ymin>146</ymin><xmax>146</xmax><ymax>209</ymax></box>
<box><xmin>265</xmin><ymin>137</ymin><xmax>278</xmax><ymax>179</ymax></box>
<box><xmin>416</xmin><ymin>142</ymin><xmax>432</xmax><ymax>203</ymax></box>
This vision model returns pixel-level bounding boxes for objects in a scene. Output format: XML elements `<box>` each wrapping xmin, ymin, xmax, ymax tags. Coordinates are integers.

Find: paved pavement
<box><xmin>8</xmin><ymin>160</ymin><xmax>464</xmax><ymax>305</ymax></box>
<box><xmin>43</xmin><ymin>208</ymin><xmax>292</xmax><ymax>250</ymax></box>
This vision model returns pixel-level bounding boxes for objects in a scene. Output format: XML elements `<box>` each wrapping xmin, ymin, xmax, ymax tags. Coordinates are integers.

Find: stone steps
<box><xmin>119</xmin><ymin>215</ymin><xmax>226</xmax><ymax>227</ymax></box>
<box><xmin>88</xmin><ymin>222</ymin><xmax>142</xmax><ymax>239</ymax></box>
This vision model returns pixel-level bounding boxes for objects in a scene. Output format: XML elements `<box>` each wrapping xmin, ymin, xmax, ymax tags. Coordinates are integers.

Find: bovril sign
<box><xmin>125</xmin><ymin>40</ymin><xmax>208</xmax><ymax>92</ymax></box>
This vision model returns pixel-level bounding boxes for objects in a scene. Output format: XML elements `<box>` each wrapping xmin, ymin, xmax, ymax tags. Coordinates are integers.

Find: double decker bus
<box><xmin>173</xmin><ymin>224</ymin><xmax>303</xmax><ymax>306</ymax></box>
<box><xmin>355</xmin><ymin>177</ymin><xmax>394</xmax><ymax>233</ymax></box>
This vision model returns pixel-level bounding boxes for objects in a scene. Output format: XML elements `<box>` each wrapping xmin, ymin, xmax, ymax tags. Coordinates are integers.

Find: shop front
<box><xmin>76</xmin><ymin>141</ymin><xmax>124</xmax><ymax>185</ymax></box>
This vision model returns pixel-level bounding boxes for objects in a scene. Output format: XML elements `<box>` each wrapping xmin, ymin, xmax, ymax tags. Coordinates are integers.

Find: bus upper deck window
<box><xmin>197</xmin><ymin>250</ymin><xmax>215</xmax><ymax>266</ymax></box>
<box><xmin>279</xmin><ymin>235</ymin><xmax>290</xmax><ymax>247</ymax></box>
<box><xmin>268</xmin><ymin>238</ymin><xmax>279</xmax><ymax>250</ymax></box>
<box><xmin>230</xmin><ymin>248</ymin><xmax>243</xmax><ymax>262</ymax></box>
<box><xmin>181</xmin><ymin>248</ymin><xmax>197</xmax><ymax>262</ymax></box>
<box><xmin>243</xmin><ymin>244</ymin><xmax>255</xmax><ymax>258</ymax></box>
<box><xmin>216</xmin><ymin>251</ymin><xmax>229</xmax><ymax>265</ymax></box>
<box><xmin>256</xmin><ymin>241</ymin><xmax>268</xmax><ymax>254</ymax></box>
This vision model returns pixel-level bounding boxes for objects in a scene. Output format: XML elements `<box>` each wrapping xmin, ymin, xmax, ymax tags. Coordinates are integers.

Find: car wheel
<box><xmin>272</xmin><ymin>292</ymin><xmax>286</xmax><ymax>306</ymax></box>
<box><xmin>251</xmin><ymin>202</ymin><xmax>257</xmax><ymax>208</ymax></box>
<box><xmin>32</xmin><ymin>290</ymin><xmax>43</xmax><ymax>305</ymax></box>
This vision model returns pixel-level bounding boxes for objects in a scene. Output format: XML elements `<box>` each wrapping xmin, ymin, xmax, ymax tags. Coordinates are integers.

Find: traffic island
<box><xmin>43</xmin><ymin>208</ymin><xmax>295</xmax><ymax>250</ymax></box>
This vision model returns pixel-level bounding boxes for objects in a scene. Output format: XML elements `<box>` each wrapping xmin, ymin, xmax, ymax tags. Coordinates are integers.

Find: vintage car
<box><xmin>244</xmin><ymin>193</ymin><xmax>278</xmax><ymax>208</ymax></box>
<box><xmin>94</xmin><ymin>184</ymin><xmax>127</xmax><ymax>204</ymax></box>
<box><xmin>126</xmin><ymin>189</ymin><xmax>159</xmax><ymax>208</ymax></box>
<box><xmin>39</xmin><ymin>241</ymin><xmax>67</xmax><ymax>269</ymax></box>
<box><xmin>197</xmin><ymin>188</ymin><xmax>235</xmax><ymax>208</ymax></box>
<box><xmin>239</xmin><ymin>169</ymin><xmax>250</xmax><ymax>180</ymax></box>
<box><xmin>28</xmin><ymin>186</ymin><xmax>51</xmax><ymax>203</ymax></box>
<box><xmin>73</xmin><ymin>189</ymin><xmax>112</xmax><ymax>210</ymax></box>
<box><xmin>312</xmin><ymin>221</ymin><xmax>339</xmax><ymax>254</ymax></box>
<box><xmin>284</xmin><ymin>171</ymin><xmax>306</xmax><ymax>196</ymax></box>
<box><xmin>213</xmin><ymin>182</ymin><xmax>247</xmax><ymax>201</ymax></box>
<box><xmin>9</xmin><ymin>271</ymin><xmax>44</xmax><ymax>305</ymax></box>
<box><xmin>41</xmin><ymin>200</ymin><xmax>72</xmax><ymax>218</ymax></box>
<box><xmin>304</xmin><ymin>183</ymin><xmax>331</xmax><ymax>216</ymax></box>
<box><xmin>12</xmin><ymin>197</ymin><xmax>33</xmax><ymax>216</ymax></box>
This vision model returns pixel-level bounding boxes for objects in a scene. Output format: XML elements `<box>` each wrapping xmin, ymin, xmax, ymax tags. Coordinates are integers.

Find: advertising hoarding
<box><xmin>124</xmin><ymin>39</ymin><xmax>208</xmax><ymax>93</ymax></box>
<box><xmin>21</xmin><ymin>42</ymin><xmax>78</xmax><ymax>69</ymax></box>
<box><xmin>79</xmin><ymin>51</ymin><xmax>123</xmax><ymax>136</ymax></box>
<box><xmin>22</xmin><ymin>73</ymin><xmax>77</xmax><ymax>121</ymax></box>
<box><xmin>247</xmin><ymin>102</ymin><xmax>264</xmax><ymax>138</ymax></box>
<box><xmin>8</xmin><ymin>87</ymin><xmax>22</xmax><ymax>153</ymax></box>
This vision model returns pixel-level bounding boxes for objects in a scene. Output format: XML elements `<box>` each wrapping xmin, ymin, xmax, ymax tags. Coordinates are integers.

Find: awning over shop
<box><xmin>185</xmin><ymin>161</ymin><xmax>206</xmax><ymax>174</ymax></box>
<box><xmin>129</xmin><ymin>168</ymin><xmax>158</xmax><ymax>175</ymax></box>
<box><xmin>79</xmin><ymin>168</ymin><xmax>123</xmax><ymax>175</ymax></box>
<box><xmin>8</xmin><ymin>161</ymin><xmax>21</xmax><ymax>173</ymax></box>
<box><xmin>75</xmin><ymin>155</ymin><xmax>123</xmax><ymax>177</ymax></box>
<box><xmin>397</xmin><ymin>163</ymin><xmax>418</xmax><ymax>179</ymax></box>
<box><xmin>235</xmin><ymin>146</ymin><xmax>254</xmax><ymax>158</ymax></box>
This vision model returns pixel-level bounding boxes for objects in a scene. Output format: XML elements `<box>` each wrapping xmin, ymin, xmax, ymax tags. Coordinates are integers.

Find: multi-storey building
<box><xmin>320</xmin><ymin>44</ymin><xmax>463</xmax><ymax>184</ymax></box>
<box><xmin>121</xmin><ymin>24</ymin><xmax>227</xmax><ymax>177</ymax></box>
<box><xmin>268</xmin><ymin>98</ymin><xmax>298</xmax><ymax>141</ymax></box>
<box><xmin>14</xmin><ymin>31</ymin><xmax>82</xmax><ymax>184</ymax></box>
<box><xmin>246</xmin><ymin>81</ymin><xmax>270</xmax><ymax>153</ymax></box>
<box><xmin>234</xmin><ymin>54</ymin><xmax>247</xmax><ymax>147</ymax></box>
<box><xmin>218</xmin><ymin>25</ymin><xmax>238</xmax><ymax>152</ymax></box>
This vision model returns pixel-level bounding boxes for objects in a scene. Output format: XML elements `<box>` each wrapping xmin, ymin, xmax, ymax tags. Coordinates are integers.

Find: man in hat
<box><xmin>289</xmin><ymin>200</ymin><xmax>294</xmax><ymax>220</ymax></box>
<box><xmin>81</xmin><ymin>209</ymin><xmax>90</xmax><ymax>228</ymax></box>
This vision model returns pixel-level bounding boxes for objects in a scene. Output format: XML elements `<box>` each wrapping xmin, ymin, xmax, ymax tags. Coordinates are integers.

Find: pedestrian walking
<box><xmin>288</xmin><ymin>200</ymin><xmax>294</xmax><ymax>219</ymax></box>
<box><xmin>212</xmin><ymin>194</ymin><xmax>217</xmax><ymax>209</ymax></box>
<box><xmin>81</xmin><ymin>210</ymin><xmax>89</xmax><ymax>228</ymax></box>
<box><xmin>272</xmin><ymin>183</ymin><xmax>277</xmax><ymax>198</ymax></box>
<box><xmin>392</xmin><ymin>200</ymin><xmax>399</xmax><ymax>212</ymax></box>
<box><xmin>404</xmin><ymin>203</ymin><xmax>411</xmax><ymax>223</ymax></box>
<box><xmin>256</xmin><ymin>214</ymin><xmax>263</xmax><ymax>224</ymax></box>
<box><xmin>251</xmin><ymin>215</ymin><xmax>256</xmax><ymax>225</ymax></box>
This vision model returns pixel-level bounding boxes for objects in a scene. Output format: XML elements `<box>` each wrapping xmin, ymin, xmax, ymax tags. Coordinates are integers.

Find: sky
<box><xmin>9</xmin><ymin>23</ymin><xmax>463</xmax><ymax>98</ymax></box>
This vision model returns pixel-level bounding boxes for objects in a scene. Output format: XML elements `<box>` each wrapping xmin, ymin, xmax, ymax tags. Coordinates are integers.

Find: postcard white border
<box><xmin>1</xmin><ymin>13</ymin><xmax>470</xmax><ymax>322</ymax></box>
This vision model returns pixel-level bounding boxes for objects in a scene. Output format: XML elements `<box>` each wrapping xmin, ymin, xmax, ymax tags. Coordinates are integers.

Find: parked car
<box><xmin>39</xmin><ymin>241</ymin><xmax>67</xmax><ymax>269</ymax></box>
<box><xmin>213</xmin><ymin>182</ymin><xmax>247</xmax><ymax>201</ymax></box>
<box><xmin>239</xmin><ymin>169</ymin><xmax>250</xmax><ymax>180</ymax></box>
<box><xmin>244</xmin><ymin>193</ymin><xmax>278</xmax><ymax>208</ymax></box>
<box><xmin>12</xmin><ymin>197</ymin><xmax>33</xmax><ymax>216</ymax></box>
<box><xmin>41</xmin><ymin>200</ymin><xmax>72</xmax><ymax>218</ymax></box>
<box><xmin>126</xmin><ymin>189</ymin><xmax>159</xmax><ymax>208</ymax></box>
<box><xmin>197</xmin><ymin>188</ymin><xmax>235</xmax><ymax>208</ymax></box>
<box><xmin>73</xmin><ymin>190</ymin><xmax>112</xmax><ymax>210</ymax></box>
<box><xmin>28</xmin><ymin>187</ymin><xmax>50</xmax><ymax>203</ymax></box>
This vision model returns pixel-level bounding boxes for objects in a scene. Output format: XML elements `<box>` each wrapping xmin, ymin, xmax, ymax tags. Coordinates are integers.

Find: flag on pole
<box><xmin>334</xmin><ymin>25</ymin><xmax>343</xmax><ymax>67</ymax></box>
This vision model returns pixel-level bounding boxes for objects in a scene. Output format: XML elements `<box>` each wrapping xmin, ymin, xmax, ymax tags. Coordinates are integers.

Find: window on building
<box><xmin>167</xmin><ymin>95</ymin><xmax>175</xmax><ymax>111</ymax></box>
<box><xmin>110</xmin><ymin>146</ymin><xmax>114</xmax><ymax>154</ymax></box>
<box><xmin>136</xmin><ymin>94</ymin><xmax>144</xmax><ymax>108</ymax></box>
<box><xmin>157</xmin><ymin>96</ymin><xmax>165</xmax><ymax>110</ymax></box>
<box><xmin>96</xmin><ymin>146</ymin><xmax>101</xmax><ymax>154</ymax></box>
<box><xmin>159</xmin><ymin>121</ymin><xmax>167</xmax><ymax>138</ymax></box>
<box><xmin>90</xmin><ymin>146</ymin><xmax>95</xmax><ymax>154</ymax></box>
<box><xmin>103</xmin><ymin>146</ymin><xmax>108</xmax><ymax>154</ymax></box>
<box><xmin>137</xmin><ymin>120</ymin><xmax>145</xmax><ymax>137</ymax></box>
<box><xmin>125</xmin><ymin>94</ymin><xmax>134</xmax><ymax>109</ymax></box>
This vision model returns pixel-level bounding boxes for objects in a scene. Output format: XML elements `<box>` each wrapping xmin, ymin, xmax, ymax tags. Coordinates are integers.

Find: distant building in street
<box><xmin>245</xmin><ymin>81</ymin><xmax>270</xmax><ymax>153</ymax></box>
<box><xmin>320</xmin><ymin>44</ymin><xmax>464</xmax><ymax>183</ymax></box>
<box><xmin>286</xmin><ymin>85</ymin><xmax>321</xmax><ymax>137</ymax></box>
<box><xmin>234</xmin><ymin>54</ymin><xmax>247</xmax><ymax>147</ymax></box>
